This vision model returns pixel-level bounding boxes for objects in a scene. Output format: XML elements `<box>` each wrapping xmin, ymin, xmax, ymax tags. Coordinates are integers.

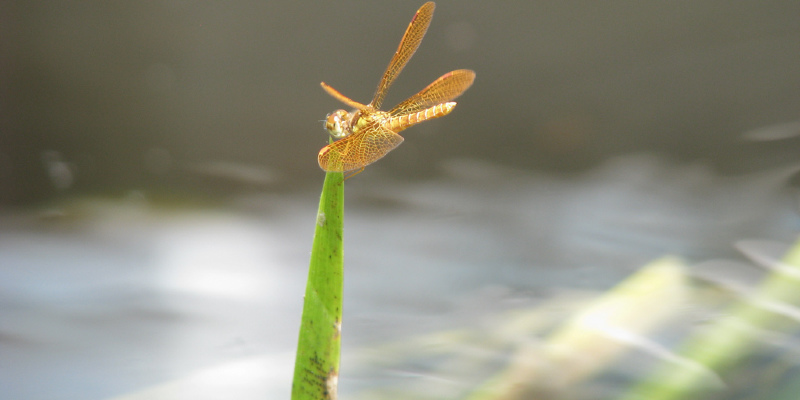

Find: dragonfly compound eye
<box><xmin>325</xmin><ymin>109</ymin><xmax>351</xmax><ymax>139</ymax></box>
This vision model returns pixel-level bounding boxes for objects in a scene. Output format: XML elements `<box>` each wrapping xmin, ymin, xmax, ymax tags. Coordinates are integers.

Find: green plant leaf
<box><xmin>620</xmin><ymin>239</ymin><xmax>800</xmax><ymax>400</ymax></box>
<box><xmin>465</xmin><ymin>257</ymin><xmax>689</xmax><ymax>400</ymax></box>
<box><xmin>292</xmin><ymin>170</ymin><xmax>344</xmax><ymax>400</ymax></box>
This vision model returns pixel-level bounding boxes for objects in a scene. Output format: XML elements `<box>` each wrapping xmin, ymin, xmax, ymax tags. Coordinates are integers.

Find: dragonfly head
<box><xmin>324</xmin><ymin>109</ymin><xmax>352</xmax><ymax>139</ymax></box>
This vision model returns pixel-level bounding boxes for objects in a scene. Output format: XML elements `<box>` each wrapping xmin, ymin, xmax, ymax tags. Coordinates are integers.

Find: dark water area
<box><xmin>2</xmin><ymin>1</ymin><xmax>800</xmax><ymax>202</ymax></box>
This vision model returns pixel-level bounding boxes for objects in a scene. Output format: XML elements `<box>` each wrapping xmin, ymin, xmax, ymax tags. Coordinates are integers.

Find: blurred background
<box><xmin>1</xmin><ymin>1</ymin><xmax>800</xmax><ymax>399</ymax></box>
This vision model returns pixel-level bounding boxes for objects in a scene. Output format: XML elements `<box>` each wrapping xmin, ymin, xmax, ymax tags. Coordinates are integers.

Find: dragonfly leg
<box><xmin>344</xmin><ymin>167</ymin><xmax>365</xmax><ymax>180</ymax></box>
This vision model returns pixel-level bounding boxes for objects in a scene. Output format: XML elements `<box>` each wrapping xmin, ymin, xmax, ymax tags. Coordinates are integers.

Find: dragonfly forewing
<box><xmin>371</xmin><ymin>2</ymin><xmax>435</xmax><ymax>109</ymax></box>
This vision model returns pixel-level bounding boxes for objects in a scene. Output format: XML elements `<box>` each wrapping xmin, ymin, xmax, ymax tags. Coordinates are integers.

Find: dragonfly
<box><xmin>318</xmin><ymin>1</ymin><xmax>475</xmax><ymax>177</ymax></box>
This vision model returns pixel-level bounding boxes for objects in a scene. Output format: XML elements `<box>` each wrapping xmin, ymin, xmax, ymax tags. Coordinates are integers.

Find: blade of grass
<box><xmin>465</xmin><ymin>257</ymin><xmax>689</xmax><ymax>400</ymax></box>
<box><xmin>620</xmin><ymin>239</ymin><xmax>800</xmax><ymax>400</ymax></box>
<box><xmin>291</xmin><ymin>169</ymin><xmax>344</xmax><ymax>400</ymax></box>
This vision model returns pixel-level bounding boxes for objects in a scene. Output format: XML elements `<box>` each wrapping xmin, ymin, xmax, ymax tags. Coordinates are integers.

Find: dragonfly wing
<box><xmin>370</xmin><ymin>2</ymin><xmax>435</xmax><ymax>109</ymax></box>
<box><xmin>318</xmin><ymin>124</ymin><xmax>404</xmax><ymax>172</ymax></box>
<box><xmin>389</xmin><ymin>69</ymin><xmax>475</xmax><ymax>116</ymax></box>
<box><xmin>320</xmin><ymin>81</ymin><xmax>368</xmax><ymax>110</ymax></box>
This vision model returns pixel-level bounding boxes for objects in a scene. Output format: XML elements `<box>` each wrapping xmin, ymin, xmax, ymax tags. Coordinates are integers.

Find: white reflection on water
<box><xmin>0</xmin><ymin>155</ymin><xmax>798</xmax><ymax>399</ymax></box>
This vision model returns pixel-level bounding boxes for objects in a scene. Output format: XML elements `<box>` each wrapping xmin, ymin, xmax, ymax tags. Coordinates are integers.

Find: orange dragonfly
<box><xmin>318</xmin><ymin>1</ymin><xmax>475</xmax><ymax>177</ymax></box>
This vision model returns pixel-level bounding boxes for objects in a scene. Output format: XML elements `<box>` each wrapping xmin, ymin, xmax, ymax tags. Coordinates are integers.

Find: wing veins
<box><xmin>370</xmin><ymin>2</ymin><xmax>435</xmax><ymax>109</ymax></box>
<box><xmin>389</xmin><ymin>69</ymin><xmax>475</xmax><ymax>116</ymax></box>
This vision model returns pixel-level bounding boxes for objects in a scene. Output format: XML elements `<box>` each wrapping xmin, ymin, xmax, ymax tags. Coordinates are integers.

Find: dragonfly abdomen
<box><xmin>385</xmin><ymin>102</ymin><xmax>457</xmax><ymax>132</ymax></box>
